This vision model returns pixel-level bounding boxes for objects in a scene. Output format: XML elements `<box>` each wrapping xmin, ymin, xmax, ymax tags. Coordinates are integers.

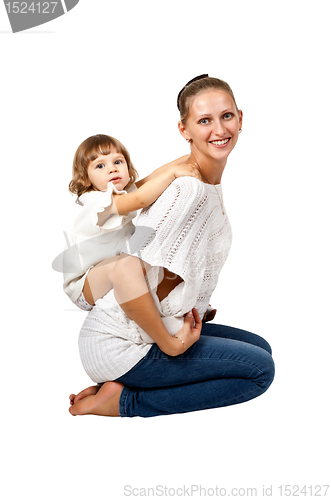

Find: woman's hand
<box><xmin>168</xmin><ymin>308</ymin><xmax>202</xmax><ymax>356</ymax></box>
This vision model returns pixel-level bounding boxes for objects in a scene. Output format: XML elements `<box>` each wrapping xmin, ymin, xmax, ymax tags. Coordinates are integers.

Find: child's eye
<box><xmin>115</xmin><ymin>160</ymin><xmax>122</xmax><ymax>165</ymax></box>
<box><xmin>96</xmin><ymin>163</ymin><xmax>105</xmax><ymax>169</ymax></box>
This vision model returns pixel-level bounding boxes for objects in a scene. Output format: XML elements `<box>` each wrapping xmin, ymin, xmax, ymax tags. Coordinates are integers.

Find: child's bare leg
<box><xmin>83</xmin><ymin>254</ymin><xmax>149</xmax><ymax>306</ymax></box>
<box><xmin>69</xmin><ymin>381</ymin><xmax>123</xmax><ymax>417</ymax></box>
<box><xmin>83</xmin><ymin>256</ymin><xmax>120</xmax><ymax>305</ymax></box>
<box><xmin>69</xmin><ymin>385</ymin><xmax>100</xmax><ymax>406</ymax></box>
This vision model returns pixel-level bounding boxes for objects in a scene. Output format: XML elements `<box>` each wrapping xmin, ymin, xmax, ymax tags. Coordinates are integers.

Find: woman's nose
<box><xmin>213</xmin><ymin>120</ymin><xmax>225</xmax><ymax>136</ymax></box>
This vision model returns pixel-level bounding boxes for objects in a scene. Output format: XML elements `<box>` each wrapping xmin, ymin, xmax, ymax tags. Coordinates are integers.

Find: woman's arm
<box><xmin>135</xmin><ymin>155</ymin><xmax>189</xmax><ymax>188</ymax></box>
<box><xmin>97</xmin><ymin>161</ymin><xmax>198</xmax><ymax>225</ymax></box>
<box><xmin>111</xmin><ymin>254</ymin><xmax>201</xmax><ymax>356</ymax></box>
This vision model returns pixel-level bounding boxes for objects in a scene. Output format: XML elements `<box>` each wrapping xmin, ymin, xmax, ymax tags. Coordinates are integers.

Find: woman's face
<box><xmin>179</xmin><ymin>89</ymin><xmax>243</xmax><ymax>165</ymax></box>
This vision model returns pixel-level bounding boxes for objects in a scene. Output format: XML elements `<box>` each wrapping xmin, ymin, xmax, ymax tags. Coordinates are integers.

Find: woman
<box><xmin>69</xmin><ymin>75</ymin><xmax>275</xmax><ymax>418</ymax></box>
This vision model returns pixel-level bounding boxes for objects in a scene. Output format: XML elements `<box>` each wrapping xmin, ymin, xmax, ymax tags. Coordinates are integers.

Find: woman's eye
<box><xmin>199</xmin><ymin>118</ymin><xmax>209</xmax><ymax>124</ymax></box>
<box><xmin>223</xmin><ymin>113</ymin><xmax>233</xmax><ymax>120</ymax></box>
<box><xmin>96</xmin><ymin>163</ymin><xmax>105</xmax><ymax>169</ymax></box>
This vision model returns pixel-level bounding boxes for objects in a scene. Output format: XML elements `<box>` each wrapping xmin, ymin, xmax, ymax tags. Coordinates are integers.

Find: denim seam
<box><xmin>120</xmin><ymin>377</ymin><xmax>267</xmax><ymax>417</ymax></box>
<box><xmin>142</xmin><ymin>356</ymin><xmax>266</xmax><ymax>376</ymax></box>
<box><xmin>119</xmin><ymin>386</ymin><xmax>130</xmax><ymax>417</ymax></box>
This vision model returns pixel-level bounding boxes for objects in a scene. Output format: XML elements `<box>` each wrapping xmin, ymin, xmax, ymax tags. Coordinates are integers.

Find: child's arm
<box><xmin>135</xmin><ymin>155</ymin><xmax>189</xmax><ymax>188</ymax></box>
<box><xmin>97</xmin><ymin>161</ymin><xmax>199</xmax><ymax>225</ymax></box>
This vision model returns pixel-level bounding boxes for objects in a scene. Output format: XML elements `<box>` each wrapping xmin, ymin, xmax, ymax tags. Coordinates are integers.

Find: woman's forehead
<box><xmin>190</xmin><ymin>89</ymin><xmax>235</xmax><ymax>114</ymax></box>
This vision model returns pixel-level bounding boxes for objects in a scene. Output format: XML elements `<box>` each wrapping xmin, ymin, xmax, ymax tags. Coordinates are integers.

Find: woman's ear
<box><xmin>178</xmin><ymin>121</ymin><xmax>191</xmax><ymax>142</ymax></box>
<box><xmin>238</xmin><ymin>110</ymin><xmax>243</xmax><ymax>130</ymax></box>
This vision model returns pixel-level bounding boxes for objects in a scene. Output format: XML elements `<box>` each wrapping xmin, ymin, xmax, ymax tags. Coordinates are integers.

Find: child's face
<box><xmin>87</xmin><ymin>151</ymin><xmax>130</xmax><ymax>191</ymax></box>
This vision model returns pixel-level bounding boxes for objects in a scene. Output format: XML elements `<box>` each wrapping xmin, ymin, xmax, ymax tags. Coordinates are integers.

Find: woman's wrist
<box><xmin>160</xmin><ymin>334</ymin><xmax>185</xmax><ymax>357</ymax></box>
<box><xmin>174</xmin><ymin>335</ymin><xmax>185</xmax><ymax>353</ymax></box>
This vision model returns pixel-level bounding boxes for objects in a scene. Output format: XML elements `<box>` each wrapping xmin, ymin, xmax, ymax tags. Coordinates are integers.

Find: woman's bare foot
<box><xmin>69</xmin><ymin>381</ymin><xmax>124</xmax><ymax>417</ymax></box>
<box><xmin>69</xmin><ymin>385</ymin><xmax>100</xmax><ymax>406</ymax></box>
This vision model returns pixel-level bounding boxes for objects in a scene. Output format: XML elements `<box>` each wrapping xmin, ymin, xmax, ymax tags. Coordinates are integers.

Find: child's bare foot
<box><xmin>69</xmin><ymin>381</ymin><xmax>124</xmax><ymax>417</ymax></box>
<box><xmin>202</xmin><ymin>305</ymin><xmax>217</xmax><ymax>323</ymax></box>
<box><xmin>69</xmin><ymin>385</ymin><xmax>100</xmax><ymax>406</ymax></box>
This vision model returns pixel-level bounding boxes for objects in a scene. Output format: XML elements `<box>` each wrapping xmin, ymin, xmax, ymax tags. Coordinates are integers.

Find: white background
<box><xmin>1</xmin><ymin>1</ymin><xmax>330</xmax><ymax>499</ymax></box>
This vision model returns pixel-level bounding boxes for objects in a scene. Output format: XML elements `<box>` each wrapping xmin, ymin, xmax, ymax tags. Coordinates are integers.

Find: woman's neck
<box><xmin>188</xmin><ymin>152</ymin><xmax>227</xmax><ymax>185</ymax></box>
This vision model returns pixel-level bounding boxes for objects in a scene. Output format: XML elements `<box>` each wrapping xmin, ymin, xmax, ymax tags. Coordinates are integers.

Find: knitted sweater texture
<box><xmin>78</xmin><ymin>177</ymin><xmax>232</xmax><ymax>381</ymax></box>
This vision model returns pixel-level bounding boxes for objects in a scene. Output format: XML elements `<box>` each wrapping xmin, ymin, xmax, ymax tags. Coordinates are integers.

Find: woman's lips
<box><xmin>209</xmin><ymin>138</ymin><xmax>230</xmax><ymax>148</ymax></box>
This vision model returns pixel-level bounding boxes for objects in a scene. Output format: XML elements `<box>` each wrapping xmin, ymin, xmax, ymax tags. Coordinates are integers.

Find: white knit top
<box><xmin>78</xmin><ymin>177</ymin><xmax>232</xmax><ymax>382</ymax></box>
<box><xmin>61</xmin><ymin>182</ymin><xmax>137</xmax><ymax>303</ymax></box>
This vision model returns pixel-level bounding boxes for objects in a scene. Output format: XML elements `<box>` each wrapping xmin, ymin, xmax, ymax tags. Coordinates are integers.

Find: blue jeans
<box><xmin>116</xmin><ymin>323</ymin><xmax>275</xmax><ymax>418</ymax></box>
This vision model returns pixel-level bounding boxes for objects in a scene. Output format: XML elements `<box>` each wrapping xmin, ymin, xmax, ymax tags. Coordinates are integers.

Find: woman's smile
<box><xmin>209</xmin><ymin>138</ymin><xmax>231</xmax><ymax>147</ymax></box>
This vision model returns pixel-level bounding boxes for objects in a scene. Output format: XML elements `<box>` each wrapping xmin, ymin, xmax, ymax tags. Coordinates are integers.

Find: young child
<box><xmin>61</xmin><ymin>134</ymin><xmax>202</xmax><ymax>313</ymax></box>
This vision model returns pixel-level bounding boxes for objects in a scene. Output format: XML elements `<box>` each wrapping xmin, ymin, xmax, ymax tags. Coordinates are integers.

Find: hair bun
<box><xmin>177</xmin><ymin>74</ymin><xmax>209</xmax><ymax>110</ymax></box>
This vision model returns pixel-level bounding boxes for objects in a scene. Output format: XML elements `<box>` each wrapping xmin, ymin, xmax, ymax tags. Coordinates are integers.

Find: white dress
<box><xmin>59</xmin><ymin>182</ymin><xmax>137</xmax><ymax>304</ymax></box>
<box><xmin>78</xmin><ymin>177</ymin><xmax>232</xmax><ymax>383</ymax></box>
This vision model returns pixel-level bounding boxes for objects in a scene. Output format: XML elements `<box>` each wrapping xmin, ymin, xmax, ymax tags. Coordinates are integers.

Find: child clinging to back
<box><xmin>62</xmin><ymin>134</ymin><xmax>203</xmax><ymax>313</ymax></box>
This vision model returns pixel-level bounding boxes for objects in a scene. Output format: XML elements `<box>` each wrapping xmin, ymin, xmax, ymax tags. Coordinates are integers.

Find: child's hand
<box><xmin>171</xmin><ymin>163</ymin><xmax>202</xmax><ymax>181</ymax></box>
